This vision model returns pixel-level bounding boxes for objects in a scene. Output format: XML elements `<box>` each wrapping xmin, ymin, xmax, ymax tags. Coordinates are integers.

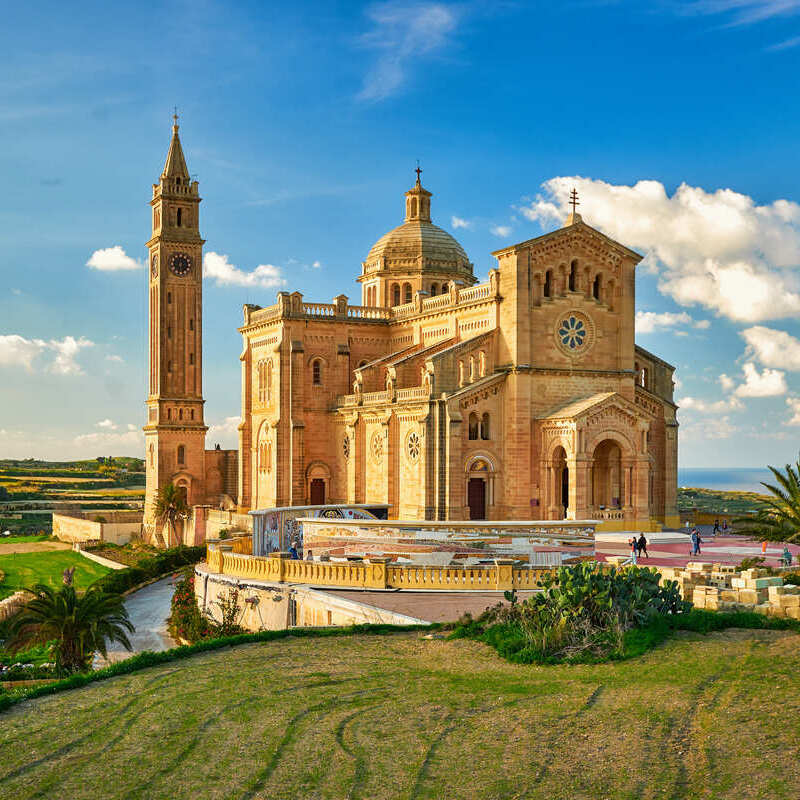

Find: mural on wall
<box><xmin>251</xmin><ymin>504</ymin><xmax>389</xmax><ymax>555</ymax></box>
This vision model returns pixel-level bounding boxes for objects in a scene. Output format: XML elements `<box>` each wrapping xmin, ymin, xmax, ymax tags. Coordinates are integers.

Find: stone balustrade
<box><xmin>204</xmin><ymin>544</ymin><xmax>554</xmax><ymax>591</ymax></box>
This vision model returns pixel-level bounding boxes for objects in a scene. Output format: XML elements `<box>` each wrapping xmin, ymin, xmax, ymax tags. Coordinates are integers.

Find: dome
<box><xmin>365</xmin><ymin>219</ymin><xmax>472</xmax><ymax>275</ymax></box>
<box><xmin>362</xmin><ymin>173</ymin><xmax>474</xmax><ymax>280</ymax></box>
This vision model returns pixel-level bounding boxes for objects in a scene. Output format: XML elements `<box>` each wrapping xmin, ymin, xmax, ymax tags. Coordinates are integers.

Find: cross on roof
<box><xmin>569</xmin><ymin>187</ymin><xmax>580</xmax><ymax>215</ymax></box>
<box><xmin>173</xmin><ymin>106</ymin><xmax>179</xmax><ymax>126</ymax></box>
<box><xmin>415</xmin><ymin>161</ymin><xmax>422</xmax><ymax>184</ymax></box>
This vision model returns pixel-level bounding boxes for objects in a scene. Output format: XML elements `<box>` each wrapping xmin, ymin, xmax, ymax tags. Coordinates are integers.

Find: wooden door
<box><xmin>468</xmin><ymin>478</ymin><xmax>486</xmax><ymax>520</ymax></box>
<box><xmin>310</xmin><ymin>478</ymin><xmax>326</xmax><ymax>505</ymax></box>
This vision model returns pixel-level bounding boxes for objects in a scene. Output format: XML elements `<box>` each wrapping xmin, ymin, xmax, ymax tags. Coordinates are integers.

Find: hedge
<box><xmin>92</xmin><ymin>545</ymin><xmax>206</xmax><ymax>595</ymax></box>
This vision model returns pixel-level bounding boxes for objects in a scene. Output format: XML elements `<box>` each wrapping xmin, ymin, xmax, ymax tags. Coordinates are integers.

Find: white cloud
<box><xmin>679</xmin><ymin>1</ymin><xmax>800</xmax><ymax>26</ymax></box>
<box><xmin>0</xmin><ymin>334</ymin><xmax>46</xmax><ymax>371</ymax></box>
<box><xmin>73</xmin><ymin>428</ymin><xmax>143</xmax><ymax>454</ymax></box>
<box><xmin>680</xmin><ymin>415</ymin><xmax>738</xmax><ymax>440</ymax></box>
<box><xmin>521</xmin><ymin>177</ymin><xmax>800</xmax><ymax>323</ymax></box>
<box><xmin>636</xmin><ymin>311</ymin><xmax>691</xmax><ymax>333</ymax></box>
<box><xmin>357</xmin><ymin>2</ymin><xmax>460</xmax><ymax>101</ymax></box>
<box><xmin>86</xmin><ymin>245</ymin><xmax>141</xmax><ymax>272</ymax></box>
<box><xmin>678</xmin><ymin>395</ymin><xmax>743</xmax><ymax>413</ymax></box>
<box><xmin>787</xmin><ymin>396</ymin><xmax>800</xmax><ymax>425</ymax></box>
<box><xmin>490</xmin><ymin>225</ymin><xmax>512</xmax><ymax>238</ymax></box>
<box><xmin>207</xmin><ymin>416</ymin><xmax>240</xmax><ymax>450</ymax></box>
<box><xmin>719</xmin><ymin>374</ymin><xmax>735</xmax><ymax>392</ymax></box>
<box><xmin>203</xmin><ymin>252</ymin><xmax>287</xmax><ymax>289</ymax></box>
<box><xmin>741</xmin><ymin>325</ymin><xmax>800</xmax><ymax>370</ymax></box>
<box><xmin>0</xmin><ymin>333</ymin><xmax>93</xmax><ymax>374</ymax></box>
<box><xmin>312</xmin><ymin>260</ymin><xmax>322</xmax><ymax>269</ymax></box>
<box><xmin>105</xmin><ymin>354</ymin><xmax>124</xmax><ymax>363</ymax></box>
<box><xmin>96</xmin><ymin>419</ymin><xmax>117</xmax><ymax>430</ymax></box>
<box><xmin>49</xmin><ymin>336</ymin><xmax>94</xmax><ymax>375</ymax></box>
<box><xmin>451</xmin><ymin>216</ymin><xmax>472</xmax><ymax>229</ymax></box>
<box><xmin>734</xmin><ymin>362</ymin><xmax>788</xmax><ymax>397</ymax></box>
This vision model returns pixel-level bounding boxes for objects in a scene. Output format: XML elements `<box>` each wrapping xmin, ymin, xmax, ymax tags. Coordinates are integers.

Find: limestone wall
<box><xmin>53</xmin><ymin>511</ymin><xmax>142</xmax><ymax>545</ymax></box>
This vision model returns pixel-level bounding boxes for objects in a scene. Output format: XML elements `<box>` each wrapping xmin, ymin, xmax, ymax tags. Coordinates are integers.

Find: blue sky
<box><xmin>3</xmin><ymin>0</ymin><xmax>800</xmax><ymax>467</ymax></box>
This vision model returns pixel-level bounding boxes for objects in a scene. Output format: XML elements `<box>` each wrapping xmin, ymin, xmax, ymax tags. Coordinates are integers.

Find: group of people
<box><xmin>627</xmin><ymin>533</ymin><xmax>649</xmax><ymax>563</ymax></box>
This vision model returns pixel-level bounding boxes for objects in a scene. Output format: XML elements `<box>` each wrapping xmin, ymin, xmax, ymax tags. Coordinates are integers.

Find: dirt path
<box><xmin>0</xmin><ymin>541</ymin><xmax>71</xmax><ymax>555</ymax></box>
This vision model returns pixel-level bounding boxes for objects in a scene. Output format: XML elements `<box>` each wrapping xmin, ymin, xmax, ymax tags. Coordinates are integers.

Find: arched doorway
<box><xmin>552</xmin><ymin>446</ymin><xmax>568</xmax><ymax>519</ymax></box>
<box><xmin>310</xmin><ymin>478</ymin><xmax>325</xmax><ymax>505</ymax></box>
<box><xmin>466</xmin><ymin>457</ymin><xmax>491</xmax><ymax>520</ymax></box>
<box><xmin>591</xmin><ymin>439</ymin><xmax>623</xmax><ymax>509</ymax></box>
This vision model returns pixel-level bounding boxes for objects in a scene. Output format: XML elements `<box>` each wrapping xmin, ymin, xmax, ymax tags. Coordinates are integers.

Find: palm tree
<box><xmin>7</xmin><ymin>584</ymin><xmax>134</xmax><ymax>674</ymax></box>
<box><xmin>735</xmin><ymin>458</ymin><xmax>800</xmax><ymax>543</ymax></box>
<box><xmin>154</xmin><ymin>483</ymin><xmax>189</xmax><ymax>547</ymax></box>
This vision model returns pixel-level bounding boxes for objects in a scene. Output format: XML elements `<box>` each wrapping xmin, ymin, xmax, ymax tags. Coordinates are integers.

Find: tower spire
<box><xmin>404</xmin><ymin>164</ymin><xmax>432</xmax><ymax>222</ymax></box>
<box><xmin>565</xmin><ymin>186</ymin><xmax>583</xmax><ymax>226</ymax></box>
<box><xmin>162</xmin><ymin>111</ymin><xmax>190</xmax><ymax>181</ymax></box>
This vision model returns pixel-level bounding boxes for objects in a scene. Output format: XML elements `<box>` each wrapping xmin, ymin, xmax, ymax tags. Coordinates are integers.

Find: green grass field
<box><xmin>1</xmin><ymin>628</ymin><xmax>798</xmax><ymax>799</ymax></box>
<box><xmin>0</xmin><ymin>551</ymin><xmax>110</xmax><ymax>599</ymax></box>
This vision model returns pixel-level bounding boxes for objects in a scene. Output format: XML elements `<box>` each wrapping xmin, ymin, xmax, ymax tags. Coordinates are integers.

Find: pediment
<box><xmin>539</xmin><ymin>392</ymin><xmax>652</xmax><ymax>427</ymax></box>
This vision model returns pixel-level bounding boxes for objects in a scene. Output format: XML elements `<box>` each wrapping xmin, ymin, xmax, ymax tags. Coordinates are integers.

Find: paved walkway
<box><xmin>102</xmin><ymin>575</ymin><xmax>178</xmax><ymax>663</ymax></box>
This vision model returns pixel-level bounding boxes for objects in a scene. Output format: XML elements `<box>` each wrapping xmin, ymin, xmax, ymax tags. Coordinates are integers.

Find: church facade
<box><xmin>145</xmin><ymin>123</ymin><xmax>679</xmax><ymax>536</ymax></box>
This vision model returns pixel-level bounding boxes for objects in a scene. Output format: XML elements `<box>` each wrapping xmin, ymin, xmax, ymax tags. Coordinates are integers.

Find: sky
<box><xmin>3</xmin><ymin>0</ymin><xmax>800</xmax><ymax>467</ymax></box>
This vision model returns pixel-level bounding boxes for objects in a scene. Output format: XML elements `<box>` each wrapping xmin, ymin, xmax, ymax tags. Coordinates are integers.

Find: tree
<box><xmin>7</xmin><ymin>584</ymin><xmax>134</xmax><ymax>674</ymax></box>
<box><xmin>154</xmin><ymin>483</ymin><xmax>189</xmax><ymax>547</ymax></box>
<box><xmin>735</xmin><ymin>458</ymin><xmax>800</xmax><ymax>543</ymax></box>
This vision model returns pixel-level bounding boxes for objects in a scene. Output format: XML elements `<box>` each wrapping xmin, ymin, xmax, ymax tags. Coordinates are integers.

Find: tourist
<box><xmin>637</xmin><ymin>533</ymin><xmax>649</xmax><ymax>559</ymax></box>
<box><xmin>690</xmin><ymin>528</ymin><xmax>701</xmax><ymax>556</ymax></box>
<box><xmin>289</xmin><ymin>540</ymin><xmax>300</xmax><ymax>560</ymax></box>
<box><xmin>629</xmin><ymin>536</ymin><xmax>638</xmax><ymax>565</ymax></box>
<box><xmin>722</xmin><ymin>520</ymin><xmax>729</xmax><ymax>534</ymax></box>
<box><xmin>306</xmin><ymin>548</ymin><xmax>314</xmax><ymax>561</ymax></box>
<box><xmin>782</xmin><ymin>546</ymin><xmax>793</xmax><ymax>567</ymax></box>
<box><xmin>713</xmin><ymin>519</ymin><xmax>720</xmax><ymax>536</ymax></box>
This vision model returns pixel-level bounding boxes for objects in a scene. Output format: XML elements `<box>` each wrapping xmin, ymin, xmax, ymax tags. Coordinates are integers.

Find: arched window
<box><xmin>312</xmin><ymin>359</ymin><xmax>322</xmax><ymax>385</ymax></box>
<box><xmin>189</xmin><ymin>318</ymin><xmax>194</xmax><ymax>331</ymax></box>
<box><xmin>403</xmin><ymin>283</ymin><xmax>412</xmax><ymax>304</ymax></box>
<box><xmin>392</xmin><ymin>283</ymin><xmax>401</xmax><ymax>306</ymax></box>
<box><xmin>167</xmin><ymin>408</ymin><xmax>171</xmax><ymax>420</ymax></box>
<box><xmin>267</xmin><ymin>360</ymin><xmax>273</xmax><ymax>403</ymax></box>
<box><xmin>190</xmin><ymin>409</ymin><xmax>194</xmax><ymax>420</ymax></box>
<box><xmin>177</xmin><ymin>445</ymin><xmax>185</xmax><ymax>465</ymax></box>
<box><xmin>569</xmin><ymin>260</ymin><xmax>577</xmax><ymax>292</ymax></box>
<box><xmin>176</xmin><ymin>208</ymin><xmax>182</xmax><ymax>227</ymax></box>
<box><xmin>480</xmin><ymin>413</ymin><xmax>490</xmax><ymax>440</ymax></box>
<box><xmin>593</xmin><ymin>274</ymin><xmax>601</xmax><ymax>300</ymax></box>
<box><xmin>430</xmin><ymin>283</ymin><xmax>438</xmax><ymax>296</ymax></box>
<box><xmin>468</xmin><ymin>412</ymin><xmax>479</xmax><ymax>440</ymax></box>
<box><xmin>149</xmin><ymin>444</ymin><xmax>154</xmax><ymax>467</ymax></box>
<box><xmin>167</xmin><ymin>292</ymin><xmax>172</xmax><ymax>304</ymax></box>
<box><xmin>479</xmin><ymin>351</ymin><xmax>487</xmax><ymax>377</ymax></box>
<box><xmin>543</xmin><ymin>270</ymin><xmax>552</xmax><ymax>298</ymax></box>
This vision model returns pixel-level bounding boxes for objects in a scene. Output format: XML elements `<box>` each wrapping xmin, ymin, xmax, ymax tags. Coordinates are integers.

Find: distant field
<box><xmin>1</xmin><ymin>628</ymin><xmax>798</xmax><ymax>799</ymax></box>
<box><xmin>678</xmin><ymin>487</ymin><xmax>768</xmax><ymax>514</ymax></box>
<box><xmin>0</xmin><ymin>550</ymin><xmax>110</xmax><ymax>599</ymax></box>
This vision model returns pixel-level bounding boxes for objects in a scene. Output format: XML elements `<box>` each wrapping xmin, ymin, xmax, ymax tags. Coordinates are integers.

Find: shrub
<box><xmin>453</xmin><ymin>562</ymin><xmax>689</xmax><ymax>664</ymax></box>
<box><xmin>168</xmin><ymin>568</ymin><xmax>214</xmax><ymax>642</ymax></box>
<box><xmin>92</xmin><ymin>545</ymin><xmax>205</xmax><ymax>595</ymax></box>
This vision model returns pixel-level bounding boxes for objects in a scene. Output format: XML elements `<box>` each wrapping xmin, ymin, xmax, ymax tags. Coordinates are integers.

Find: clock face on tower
<box><xmin>150</xmin><ymin>253</ymin><xmax>159</xmax><ymax>278</ymax></box>
<box><xmin>169</xmin><ymin>252</ymin><xmax>192</xmax><ymax>277</ymax></box>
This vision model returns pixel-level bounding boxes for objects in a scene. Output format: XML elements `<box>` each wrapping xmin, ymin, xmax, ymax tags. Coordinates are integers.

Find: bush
<box><xmin>92</xmin><ymin>545</ymin><xmax>205</xmax><ymax>595</ymax></box>
<box><xmin>167</xmin><ymin>568</ymin><xmax>243</xmax><ymax>643</ymax></box>
<box><xmin>453</xmin><ymin>562</ymin><xmax>689</xmax><ymax>664</ymax></box>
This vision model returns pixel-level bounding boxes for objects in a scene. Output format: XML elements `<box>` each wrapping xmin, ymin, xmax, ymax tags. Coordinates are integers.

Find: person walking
<box><xmin>722</xmin><ymin>519</ymin><xmax>728</xmax><ymax>534</ymax></box>
<box><xmin>690</xmin><ymin>528</ymin><xmax>701</xmax><ymax>556</ymax></box>
<box><xmin>637</xmin><ymin>533</ymin><xmax>649</xmax><ymax>559</ymax></box>
<box><xmin>712</xmin><ymin>519</ymin><xmax>720</xmax><ymax>536</ymax></box>
<box><xmin>629</xmin><ymin>536</ymin><xmax>638</xmax><ymax>565</ymax></box>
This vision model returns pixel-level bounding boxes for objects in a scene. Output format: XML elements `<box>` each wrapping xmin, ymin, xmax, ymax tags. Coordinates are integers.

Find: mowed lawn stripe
<box><xmin>0</xmin><ymin>550</ymin><xmax>110</xmax><ymax>599</ymax></box>
<box><xmin>1</xmin><ymin>631</ymin><xmax>799</xmax><ymax>799</ymax></box>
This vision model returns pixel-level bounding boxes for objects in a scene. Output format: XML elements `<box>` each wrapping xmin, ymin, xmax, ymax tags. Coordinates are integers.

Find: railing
<box><xmin>230</xmin><ymin>534</ymin><xmax>253</xmax><ymax>555</ymax></box>
<box><xmin>204</xmin><ymin>546</ymin><xmax>555</xmax><ymax>591</ymax></box>
<box><xmin>421</xmin><ymin>293</ymin><xmax>452</xmax><ymax>311</ymax></box>
<box><xmin>389</xmin><ymin>302</ymin><xmax>416</xmax><ymax>320</ymax></box>
<box><xmin>338</xmin><ymin>394</ymin><xmax>358</xmax><ymax>406</ymax></box>
<box><xmin>458</xmin><ymin>283</ymin><xmax>491</xmax><ymax>303</ymax></box>
<box><xmin>594</xmin><ymin>509</ymin><xmax>626</xmax><ymax>521</ymax></box>
<box><xmin>395</xmin><ymin>386</ymin><xmax>430</xmax><ymax>401</ymax></box>
<box><xmin>362</xmin><ymin>390</ymin><xmax>390</xmax><ymax>404</ymax></box>
<box><xmin>302</xmin><ymin>302</ymin><xmax>336</xmax><ymax>317</ymax></box>
<box><xmin>348</xmin><ymin>305</ymin><xmax>391</xmax><ymax>320</ymax></box>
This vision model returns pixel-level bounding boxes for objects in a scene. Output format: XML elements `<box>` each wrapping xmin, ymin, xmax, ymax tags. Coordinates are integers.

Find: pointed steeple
<box><xmin>161</xmin><ymin>112</ymin><xmax>190</xmax><ymax>182</ymax></box>
<box><xmin>404</xmin><ymin>164</ymin><xmax>432</xmax><ymax>222</ymax></box>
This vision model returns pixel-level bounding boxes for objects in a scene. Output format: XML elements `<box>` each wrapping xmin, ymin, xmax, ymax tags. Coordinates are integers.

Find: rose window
<box><xmin>558</xmin><ymin>316</ymin><xmax>586</xmax><ymax>350</ymax></box>
<box><xmin>407</xmin><ymin>431</ymin><xmax>421</xmax><ymax>462</ymax></box>
<box><xmin>370</xmin><ymin>431</ymin><xmax>383</xmax><ymax>461</ymax></box>
<box><xmin>342</xmin><ymin>435</ymin><xmax>350</xmax><ymax>460</ymax></box>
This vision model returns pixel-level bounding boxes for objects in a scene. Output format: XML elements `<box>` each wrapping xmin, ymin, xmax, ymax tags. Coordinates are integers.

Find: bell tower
<box><xmin>143</xmin><ymin>115</ymin><xmax>207</xmax><ymax>540</ymax></box>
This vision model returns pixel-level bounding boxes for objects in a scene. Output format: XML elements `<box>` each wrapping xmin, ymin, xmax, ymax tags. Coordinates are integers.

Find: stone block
<box><xmin>768</xmin><ymin>605</ymin><xmax>786</xmax><ymax>618</ymax></box>
<box><xmin>731</xmin><ymin>577</ymin><xmax>747</xmax><ymax>589</ymax></box>
<box><xmin>692</xmin><ymin>590</ymin><xmax>706</xmax><ymax>609</ymax></box>
<box><xmin>705</xmin><ymin>598</ymin><xmax>719</xmax><ymax>611</ymax></box>
<box><xmin>785</xmin><ymin>606</ymin><xmax>800</xmax><ymax>620</ymax></box>
<box><xmin>687</xmin><ymin>562</ymin><xmax>713</xmax><ymax>572</ymax></box>
<box><xmin>737</xmin><ymin>589</ymin><xmax>760</xmax><ymax>605</ymax></box>
<box><xmin>779</xmin><ymin>594</ymin><xmax>800</xmax><ymax>608</ymax></box>
<box><xmin>720</xmin><ymin>590</ymin><xmax>738</xmax><ymax>602</ymax></box>
<box><xmin>754</xmin><ymin>603</ymin><xmax>771</xmax><ymax>616</ymax></box>
<box><xmin>750</xmin><ymin>578</ymin><xmax>774</xmax><ymax>589</ymax></box>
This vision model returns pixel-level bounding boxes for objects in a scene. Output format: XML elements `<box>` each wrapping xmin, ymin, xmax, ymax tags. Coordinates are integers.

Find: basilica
<box><xmin>143</xmin><ymin>121</ymin><xmax>679</xmax><ymax>538</ymax></box>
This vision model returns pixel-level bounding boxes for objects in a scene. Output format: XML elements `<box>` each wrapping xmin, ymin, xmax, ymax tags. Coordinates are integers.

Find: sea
<box><xmin>678</xmin><ymin>468</ymin><xmax>774</xmax><ymax>494</ymax></box>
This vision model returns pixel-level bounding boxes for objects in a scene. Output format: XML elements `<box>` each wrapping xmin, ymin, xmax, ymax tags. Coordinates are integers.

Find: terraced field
<box><xmin>1</xmin><ymin>628</ymin><xmax>799</xmax><ymax>799</ymax></box>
